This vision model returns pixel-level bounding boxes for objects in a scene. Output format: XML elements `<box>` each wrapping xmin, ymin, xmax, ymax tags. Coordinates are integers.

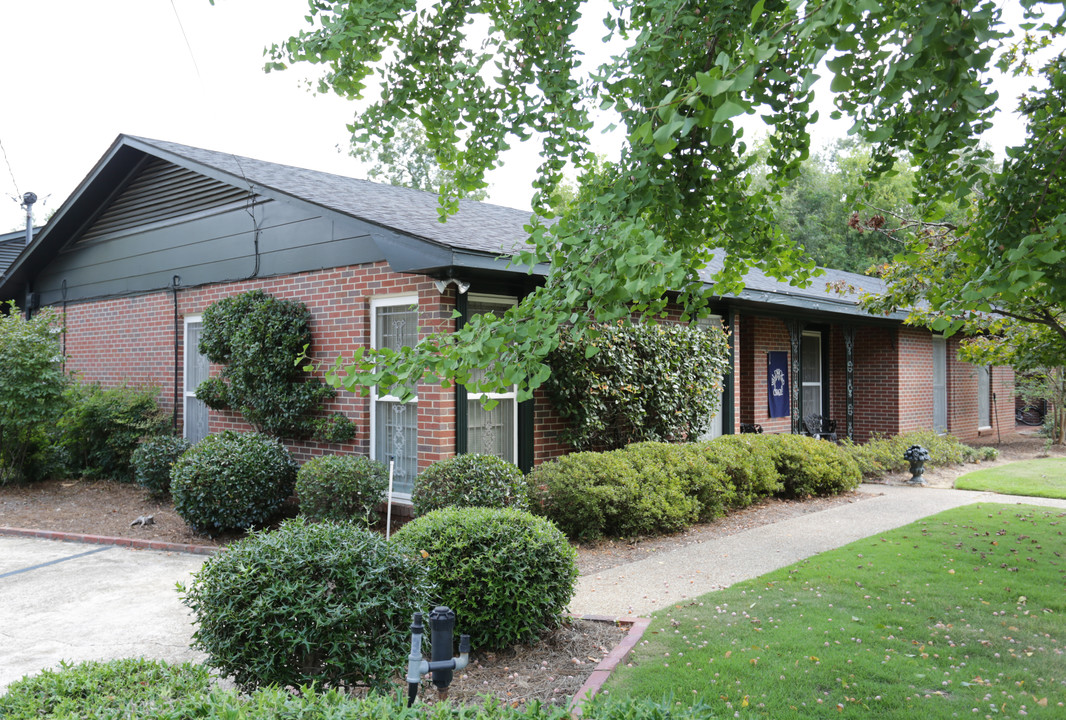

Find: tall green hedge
<box><xmin>545</xmin><ymin>320</ymin><xmax>730</xmax><ymax>451</ymax></box>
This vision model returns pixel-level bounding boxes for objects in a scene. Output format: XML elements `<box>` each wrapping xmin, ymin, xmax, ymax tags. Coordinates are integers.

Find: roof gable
<box><xmin>78</xmin><ymin>158</ymin><xmax>253</xmax><ymax>245</ymax></box>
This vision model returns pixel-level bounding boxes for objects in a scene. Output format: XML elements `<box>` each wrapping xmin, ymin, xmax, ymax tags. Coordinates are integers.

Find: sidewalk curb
<box><xmin>568</xmin><ymin>614</ymin><xmax>652</xmax><ymax>717</ymax></box>
<box><xmin>0</xmin><ymin>526</ymin><xmax>218</xmax><ymax>555</ymax></box>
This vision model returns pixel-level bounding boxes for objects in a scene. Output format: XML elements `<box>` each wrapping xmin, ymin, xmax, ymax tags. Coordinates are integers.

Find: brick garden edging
<box><xmin>568</xmin><ymin>614</ymin><xmax>653</xmax><ymax>718</ymax></box>
<box><xmin>0</xmin><ymin>526</ymin><xmax>219</xmax><ymax>555</ymax></box>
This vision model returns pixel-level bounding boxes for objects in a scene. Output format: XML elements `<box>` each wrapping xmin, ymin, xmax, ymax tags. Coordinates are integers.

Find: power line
<box><xmin>169</xmin><ymin>0</ymin><xmax>202</xmax><ymax>80</ymax></box>
<box><xmin>0</xmin><ymin>134</ymin><xmax>22</xmax><ymax>200</ymax></box>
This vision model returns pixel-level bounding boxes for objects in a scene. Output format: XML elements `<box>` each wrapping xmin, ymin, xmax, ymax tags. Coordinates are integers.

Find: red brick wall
<box><xmin>60</xmin><ymin>262</ymin><xmax>456</xmax><ymax>470</ymax></box>
<box><xmin>851</xmin><ymin>326</ymin><xmax>901</xmax><ymax>441</ymax></box>
<box><xmin>736</xmin><ymin>315</ymin><xmax>793</xmax><ymax>434</ymax></box>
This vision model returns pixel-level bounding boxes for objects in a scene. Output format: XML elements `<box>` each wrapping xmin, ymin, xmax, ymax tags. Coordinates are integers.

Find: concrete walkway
<box><xmin>3</xmin><ymin>484</ymin><xmax>1065</xmax><ymax>691</ymax></box>
<box><xmin>0</xmin><ymin>538</ymin><xmax>206</xmax><ymax>691</ymax></box>
<box><xmin>570</xmin><ymin>484</ymin><xmax>1066</xmax><ymax>618</ymax></box>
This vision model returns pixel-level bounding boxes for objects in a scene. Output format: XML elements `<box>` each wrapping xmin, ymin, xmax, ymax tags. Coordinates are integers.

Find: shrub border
<box><xmin>0</xmin><ymin>526</ymin><xmax>218</xmax><ymax>555</ymax></box>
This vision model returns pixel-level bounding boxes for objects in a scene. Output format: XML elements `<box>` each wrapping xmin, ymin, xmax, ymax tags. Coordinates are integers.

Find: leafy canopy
<box><xmin>270</xmin><ymin>0</ymin><xmax>1058</xmax><ymax>400</ymax></box>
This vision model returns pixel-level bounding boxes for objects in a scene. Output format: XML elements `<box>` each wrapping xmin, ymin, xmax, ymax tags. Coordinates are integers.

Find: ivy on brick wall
<box><xmin>545</xmin><ymin>320</ymin><xmax>730</xmax><ymax>451</ymax></box>
<box><xmin>196</xmin><ymin>290</ymin><xmax>355</xmax><ymax>443</ymax></box>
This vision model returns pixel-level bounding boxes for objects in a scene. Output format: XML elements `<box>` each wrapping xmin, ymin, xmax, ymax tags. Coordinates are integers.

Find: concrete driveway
<box><xmin>0</xmin><ymin>538</ymin><xmax>207</xmax><ymax>691</ymax></box>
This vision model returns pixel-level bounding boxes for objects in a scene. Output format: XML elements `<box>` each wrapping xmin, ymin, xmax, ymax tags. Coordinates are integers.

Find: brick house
<box><xmin>0</xmin><ymin>135</ymin><xmax>1013</xmax><ymax>500</ymax></box>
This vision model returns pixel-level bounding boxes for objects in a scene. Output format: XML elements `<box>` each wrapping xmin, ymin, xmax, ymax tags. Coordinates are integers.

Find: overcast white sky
<box><xmin>0</xmin><ymin>0</ymin><xmax>1048</xmax><ymax>234</ymax></box>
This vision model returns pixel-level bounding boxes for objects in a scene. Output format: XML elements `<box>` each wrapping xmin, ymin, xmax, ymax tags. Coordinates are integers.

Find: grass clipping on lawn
<box><xmin>607</xmin><ymin>504</ymin><xmax>1066</xmax><ymax>719</ymax></box>
<box><xmin>956</xmin><ymin>459</ymin><xmax>1066</xmax><ymax>500</ymax></box>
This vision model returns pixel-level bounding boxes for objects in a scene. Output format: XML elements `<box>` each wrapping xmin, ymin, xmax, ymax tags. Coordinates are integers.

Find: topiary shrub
<box><xmin>296</xmin><ymin>454</ymin><xmax>388</xmax><ymax>525</ymax></box>
<box><xmin>694</xmin><ymin>435</ymin><xmax>782</xmax><ymax>507</ymax></box>
<box><xmin>393</xmin><ymin>507</ymin><xmax>577</xmax><ymax>650</ymax></box>
<box><xmin>0</xmin><ymin>658</ymin><xmax>210</xmax><ymax>720</ymax></box>
<box><xmin>171</xmin><ymin>431</ymin><xmax>297</xmax><ymax>533</ymax></box>
<box><xmin>752</xmin><ymin>434</ymin><xmax>862</xmax><ymax>497</ymax></box>
<box><xmin>412</xmin><ymin>453</ymin><xmax>529</xmax><ymax>516</ymax></box>
<box><xmin>57</xmin><ymin>383</ymin><xmax>169</xmax><ymax>482</ymax></box>
<box><xmin>130</xmin><ymin>435</ymin><xmax>191</xmax><ymax>497</ymax></box>
<box><xmin>545</xmin><ymin>320</ymin><xmax>731</xmax><ymax>451</ymax></box>
<box><xmin>197</xmin><ymin>290</ymin><xmax>354</xmax><ymax>442</ymax></box>
<box><xmin>179</xmin><ymin>518</ymin><xmax>428</xmax><ymax>692</ymax></box>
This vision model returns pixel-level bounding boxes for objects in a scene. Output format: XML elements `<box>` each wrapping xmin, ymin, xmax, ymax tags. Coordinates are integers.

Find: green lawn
<box><xmin>605</xmin><ymin>504</ymin><xmax>1066</xmax><ymax>719</ymax></box>
<box><xmin>955</xmin><ymin>459</ymin><xmax>1066</xmax><ymax>499</ymax></box>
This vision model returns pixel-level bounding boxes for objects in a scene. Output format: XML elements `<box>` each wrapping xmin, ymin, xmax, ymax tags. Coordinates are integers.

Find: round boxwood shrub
<box><xmin>180</xmin><ymin>518</ymin><xmax>428</xmax><ymax>692</ymax></box>
<box><xmin>296</xmin><ymin>454</ymin><xmax>388</xmax><ymax>525</ymax></box>
<box><xmin>412</xmin><ymin>453</ymin><xmax>529</xmax><ymax>516</ymax></box>
<box><xmin>755</xmin><ymin>434</ymin><xmax>863</xmax><ymax>497</ymax></box>
<box><xmin>393</xmin><ymin>506</ymin><xmax>577</xmax><ymax>650</ymax></box>
<box><xmin>130</xmin><ymin>435</ymin><xmax>191</xmax><ymax>497</ymax></box>
<box><xmin>171</xmin><ymin>431</ymin><xmax>297</xmax><ymax>533</ymax></box>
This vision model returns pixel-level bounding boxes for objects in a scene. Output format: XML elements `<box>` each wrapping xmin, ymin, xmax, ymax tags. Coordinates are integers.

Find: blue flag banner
<box><xmin>767</xmin><ymin>351</ymin><xmax>790</xmax><ymax>418</ymax></box>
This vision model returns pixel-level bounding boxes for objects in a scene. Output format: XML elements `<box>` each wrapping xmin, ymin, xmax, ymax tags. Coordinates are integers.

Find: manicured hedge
<box><xmin>841</xmin><ymin>430</ymin><xmax>986</xmax><ymax>478</ymax></box>
<box><xmin>750</xmin><ymin>433</ymin><xmax>862</xmax><ymax>497</ymax></box>
<box><xmin>531</xmin><ymin>433</ymin><xmax>861</xmax><ymax>542</ymax></box>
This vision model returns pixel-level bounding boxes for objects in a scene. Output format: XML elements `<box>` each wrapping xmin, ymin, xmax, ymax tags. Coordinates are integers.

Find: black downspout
<box><xmin>172</xmin><ymin>275</ymin><xmax>181</xmax><ymax>434</ymax></box>
<box><xmin>454</xmin><ymin>291</ymin><xmax>468</xmax><ymax>455</ymax></box>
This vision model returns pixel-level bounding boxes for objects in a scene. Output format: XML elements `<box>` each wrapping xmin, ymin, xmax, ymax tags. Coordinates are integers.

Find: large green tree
<box><xmin>751</xmin><ymin>138</ymin><xmax>921</xmax><ymax>272</ymax></box>
<box><xmin>349</xmin><ymin>116</ymin><xmax>488</xmax><ymax>198</ymax></box>
<box><xmin>269</xmin><ymin>0</ymin><xmax>1064</xmax><ymax>401</ymax></box>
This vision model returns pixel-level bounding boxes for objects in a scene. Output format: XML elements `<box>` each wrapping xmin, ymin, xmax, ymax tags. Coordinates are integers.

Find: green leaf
<box><xmin>713</xmin><ymin>99</ymin><xmax>748</xmax><ymax>122</ymax></box>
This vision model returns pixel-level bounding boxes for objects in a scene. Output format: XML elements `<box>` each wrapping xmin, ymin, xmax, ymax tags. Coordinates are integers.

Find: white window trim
<box><xmin>183</xmin><ymin>315</ymin><xmax>206</xmax><ymax>442</ymax></box>
<box><xmin>801</xmin><ymin>330</ymin><xmax>823</xmax><ymax>416</ymax></box>
<box><xmin>369</xmin><ymin>296</ymin><xmax>420</xmax><ymax>501</ymax></box>
<box><xmin>696</xmin><ymin>315</ymin><xmax>725</xmax><ymax>440</ymax></box>
<box><xmin>465</xmin><ymin>293</ymin><xmax>519</xmax><ymax>463</ymax></box>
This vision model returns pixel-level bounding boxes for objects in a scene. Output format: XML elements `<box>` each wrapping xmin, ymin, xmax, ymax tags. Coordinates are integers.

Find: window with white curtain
<box><xmin>465</xmin><ymin>295</ymin><xmax>518</xmax><ymax>463</ymax></box>
<box><xmin>183</xmin><ymin>316</ymin><xmax>210</xmax><ymax>444</ymax></box>
<box><xmin>370</xmin><ymin>297</ymin><xmax>419</xmax><ymax>496</ymax></box>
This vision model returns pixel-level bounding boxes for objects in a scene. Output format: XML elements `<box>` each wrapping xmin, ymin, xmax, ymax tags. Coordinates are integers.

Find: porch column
<box><xmin>786</xmin><ymin>319</ymin><xmax>804</xmax><ymax>435</ymax></box>
<box><xmin>843</xmin><ymin>325</ymin><xmax>855</xmax><ymax>442</ymax></box>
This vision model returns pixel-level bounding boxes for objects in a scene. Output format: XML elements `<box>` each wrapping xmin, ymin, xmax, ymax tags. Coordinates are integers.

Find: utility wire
<box><xmin>169</xmin><ymin>0</ymin><xmax>203</xmax><ymax>80</ymax></box>
<box><xmin>0</xmin><ymin>134</ymin><xmax>22</xmax><ymax>200</ymax></box>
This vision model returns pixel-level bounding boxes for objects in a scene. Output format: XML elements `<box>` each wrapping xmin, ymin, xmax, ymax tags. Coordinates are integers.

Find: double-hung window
<box><xmin>801</xmin><ymin>331</ymin><xmax>823</xmax><ymax>416</ymax></box>
<box><xmin>464</xmin><ymin>295</ymin><xmax>518</xmax><ymax>463</ymax></box>
<box><xmin>370</xmin><ymin>297</ymin><xmax>420</xmax><ymax>497</ymax></box>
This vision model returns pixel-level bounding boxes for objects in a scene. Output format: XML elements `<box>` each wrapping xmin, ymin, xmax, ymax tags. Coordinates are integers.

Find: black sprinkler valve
<box><xmin>406</xmin><ymin>606</ymin><xmax>471</xmax><ymax>706</ymax></box>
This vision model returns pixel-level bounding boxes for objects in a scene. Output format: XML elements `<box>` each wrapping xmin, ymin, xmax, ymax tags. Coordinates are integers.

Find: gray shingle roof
<box><xmin>131</xmin><ymin>136</ymin><xmax>537</xmax><ymax>256</ymax></box>
<box><xmin>129</xmin><ymin>136</ymin><xmax>898</xmax><ymax>320</ymax></box>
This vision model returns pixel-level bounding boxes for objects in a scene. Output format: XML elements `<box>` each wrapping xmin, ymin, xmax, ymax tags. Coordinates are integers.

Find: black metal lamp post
<box><xmin>903</xmin><ymin>445</ymin><xmax>931</xmax><ymax>485</ymax></box>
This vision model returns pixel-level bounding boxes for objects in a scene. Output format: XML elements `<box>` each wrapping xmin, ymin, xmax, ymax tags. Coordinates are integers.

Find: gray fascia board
<box><xmin>728</xmin><ymin>285</ymin><xmax>909</xmax><ymax>322</ymax></box>
<box><xmin>388</xmin><ymin>246</ymin><xmax>547</xmax><ymax>277</ymax></box>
